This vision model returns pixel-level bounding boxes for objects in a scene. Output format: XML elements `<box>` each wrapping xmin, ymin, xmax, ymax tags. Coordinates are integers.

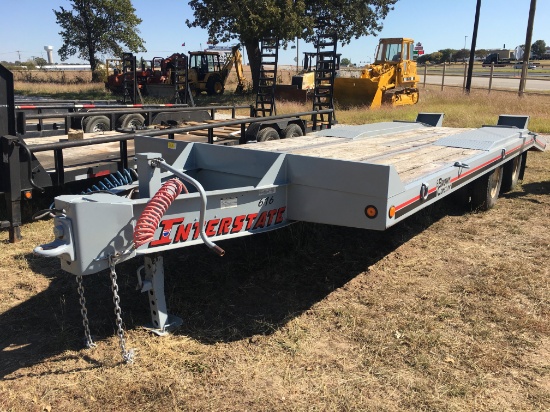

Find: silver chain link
<box><xmin>76</xmin><ymin>275</ymin><xmax>96</xmax><ymax>349</ymax></box>
<box><xmin>109</xmin><ymin>255</ymin><xmax>135</xmax><ymax>364</ymax></box>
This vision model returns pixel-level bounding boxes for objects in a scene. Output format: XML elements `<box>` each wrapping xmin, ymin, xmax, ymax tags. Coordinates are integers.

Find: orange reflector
<box><xmin>365</xmin><ymin>205</ymin><xmax>378</xmax><ymax>219</ymax></box>
<box><xmin>23</xmin><ymin>191</ymin><xmax>32</xmax><ymax>200</ymax></box>
<box><xmin>388</xmin><ymin>206</ymin><xmax>396</xmax><ymax>218</ymax></box>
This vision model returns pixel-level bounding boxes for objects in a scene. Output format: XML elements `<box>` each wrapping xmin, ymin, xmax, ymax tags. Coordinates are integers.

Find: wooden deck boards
<box><xmin>23</xmin><ymin>124</ymin><xmax>484</xmax><ymax>185</ymax></box>
<box><xmin>23</xmin><ymin>121</ymin><xmax>239</xmax><ymax>172</ymax></box>
<box><xmin>253</xmin><ymin>126</ymin><xmax>481</xmax><ymax>184</ymax></box>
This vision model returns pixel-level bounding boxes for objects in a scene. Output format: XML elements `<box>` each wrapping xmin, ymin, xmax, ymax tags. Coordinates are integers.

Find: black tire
<box><xmin>448</xmin><ymin>184</ymin><xmax>471</xmax><ymax>210</ymax></box>
<box><xmin>81</xmin><ymin>116</ymin><xmax>91</xmax><ymax>132</ymax></box>
<box><xmin>471</xmin><ymin>166</ymin><xmax>503</xmax><ymax>211</ymax></box>
<box><xmin>206</xmin><ymin>75</ymin><xmax>224</xmax><ymax>95</ymax></box>
<box><xmin>84</xmin><ymin>115</ymin><xmax>110</xmax><ymax>133</ymax></box>
<box><xmin>282</xmin><ymin>123</ymin><xmax>303</xmax><ymax>138</ymax></box>
<box><xmin>117</xmin><ymin>113</ymin><xmax>145</xmax><ymax>130</ymax></box>
<box><xmin>501</xmin><ymin>154</ymin><xmax>523</xmax><ymax>193</ymax></box>
<box><xmin>518</xmin><ymin>151</ymin><xmax>528</xmax><ymax>180</ymax></box>
<box><xmin>257</xmin><ymin>127</ymin><xmax>280</xmax><ymax>142</ymax></box>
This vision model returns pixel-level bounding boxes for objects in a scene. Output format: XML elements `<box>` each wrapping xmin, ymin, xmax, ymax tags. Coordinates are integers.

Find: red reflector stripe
<box><xmin>89</xmin><ymin>170</ymin><xmax>111</xmax><ymax>178</ymax></box>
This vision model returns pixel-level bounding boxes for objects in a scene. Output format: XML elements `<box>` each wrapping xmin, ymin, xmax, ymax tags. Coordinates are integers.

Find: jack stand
<box><xmin>137</xmin><ymin>254</ymin><xmax>183</xmax><ymax>336</ymax></box>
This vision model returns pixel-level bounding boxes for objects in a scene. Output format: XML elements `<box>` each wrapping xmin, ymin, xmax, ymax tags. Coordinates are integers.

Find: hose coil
<box><xmin>133</xmin><ymin>178</ymin><xmax>187</xmax><ymax>248</ymax></box>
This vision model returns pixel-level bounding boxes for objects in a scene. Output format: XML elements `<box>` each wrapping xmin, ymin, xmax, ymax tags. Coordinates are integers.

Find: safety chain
<box><xmin>75</xmin><ymin>275</ymin><xmax>96</xmax><ymax>349</ymax></box>
<box><xmin>109</xmin><ymin>255</ymin><xmax>135</xmax><ymax>364</ymax></box>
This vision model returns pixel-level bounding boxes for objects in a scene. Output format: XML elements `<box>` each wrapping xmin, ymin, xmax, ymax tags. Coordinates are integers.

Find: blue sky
<box><xmin>0</xmin><ymin>0</ymin><xmax>548</xmax><ymax>66</ymax></box>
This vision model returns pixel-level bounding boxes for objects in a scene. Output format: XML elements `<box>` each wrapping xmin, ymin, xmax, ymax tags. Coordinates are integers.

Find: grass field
<box><xmin>1</xmin><ymin>79</ymin><xmax>549</xmax><ymax>411</ymax></box>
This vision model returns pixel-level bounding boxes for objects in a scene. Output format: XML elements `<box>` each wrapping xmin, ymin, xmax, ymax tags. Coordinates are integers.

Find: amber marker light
<box><xmin>388</xmin><ymin>206</ymin><xmax>396</xmax><ymax>218</ymax></box>
<box><xmin>365</xmin><ymin>205</ymin><xmax>378</xmax><ymax>219</ymax></box>
<box><xmin>23</xmin><ymin>190</ymin><xmax>32</xmax><ymax>200</ymax></box>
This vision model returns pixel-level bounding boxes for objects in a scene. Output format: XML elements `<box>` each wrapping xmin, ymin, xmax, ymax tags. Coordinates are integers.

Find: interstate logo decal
<box><xmin>149</xmin><ymin>207</ymin><xmax>287</xmax><ymax>247</ymax></box>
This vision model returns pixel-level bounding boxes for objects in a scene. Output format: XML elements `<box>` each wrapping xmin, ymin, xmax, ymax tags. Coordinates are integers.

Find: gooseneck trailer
<box><xmin>34</xmin><ymin>113</ymin><xmax>546</xmax><ymax>361</ymax></box>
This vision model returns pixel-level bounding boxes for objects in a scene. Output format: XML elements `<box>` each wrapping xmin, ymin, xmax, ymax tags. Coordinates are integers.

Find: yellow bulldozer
<box><xmin>334</xmin><ymin>38</ymin><xmax>419</xmax><ymax>108</ymax></box>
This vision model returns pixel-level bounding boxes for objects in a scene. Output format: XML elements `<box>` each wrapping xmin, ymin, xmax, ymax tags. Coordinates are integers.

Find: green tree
<box><xmin>186</xmin><ymin>0</ymin><xmax>399</xmax><ymax>90</ymax></box>
<box><xmin>454</xmin><ymin>49</ymin><xmax>469</xmax><ymax>62</ymax></box>
<box><xmin>474</xmin><ymin>49</ymin><xmax>488</xmax><ymax>59</ymax></box>
<box><xmin>531</xmin><ymin>40</ymin><xmax>546</xmax><ymax>58</ymax></box>
<box><xmin>54</xmin><ymin>0</ymin><xmax>146</xmax><ymax>82</ymax></box>
<box><xmin>33</xmin><ymin>57</ymin><xmax>48</xmax><ymax>68</ymax></box>
<box><xmin>416</xmin><ymin>53</ymin><xmax>431</xmax><ymax>64</ymax></box>
<box><xmin>24</xmin><ymin>59</ymin><xmax>36</xmax><ymax>70</ymax></box>
<box><xmin>429</xmin><ymin>52</ymin><xmax>442</xmax><ymax>63</ymax></box>
<box><xmin>438</xmin><ymin>49</ymin><xmax>457</xmax><ymax>63</ymax></box>
<box><xmin>340</xmin><ymin>57</ymin><xmax>352</xmax><ymax>66</ymax></box>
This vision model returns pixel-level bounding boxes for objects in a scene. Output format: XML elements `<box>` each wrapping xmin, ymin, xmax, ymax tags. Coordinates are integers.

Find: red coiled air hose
<box><xmin>133</xmin><ymin>178</ymin><xmax>187</xmax><ymax>248</ymax></box>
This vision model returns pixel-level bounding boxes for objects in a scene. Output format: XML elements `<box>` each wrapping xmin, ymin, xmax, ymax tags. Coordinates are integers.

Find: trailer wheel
<box><xmin>257</xmin><ymin>127</ymin><xmax>280</xmax><ymax>142</ymax></box>
<box><xmin>84</xmin><ymin>115</ymin><xmax>110</xmax><ymax>133</ymax></box>
<box><xmin>81</xmin><ymin>116</ymin><xmax>91</xmax><ymax>132</ymax></box>
<box><xmin>282</xmin><ymin>124</ymin><xmax>303</xmax><ymax>138</ymax></box>
<box><xmin>501</xmin><ymin>154</ymin><xmax>523</xmax><ymax>193</ymax></box>
<box><xmin>117</xmin><ymin>113</ymin><xmax>145</xmax><ymax>130</ymax></box>
<box><xmin>471</xmin><ymin>166</ymin><xmax>503</xmax><ymax>210</ymax></box>
<box><xmin>206</xmin><ymin>75</ymin><xmax>224</xmax><ymax>95</ymax></box>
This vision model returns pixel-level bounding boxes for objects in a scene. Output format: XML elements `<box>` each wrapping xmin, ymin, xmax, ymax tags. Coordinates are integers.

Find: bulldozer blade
<box><xmin>333</xmin><ymin>77</ymin><xmax>384</xmax><ymax>109</ymax></box>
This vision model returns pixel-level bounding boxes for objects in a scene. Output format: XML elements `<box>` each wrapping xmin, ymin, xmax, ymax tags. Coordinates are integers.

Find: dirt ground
<box><xmin>1</xmin><ymin>144</ymin><xmax>549</xmax><ymax>410</ymax></box>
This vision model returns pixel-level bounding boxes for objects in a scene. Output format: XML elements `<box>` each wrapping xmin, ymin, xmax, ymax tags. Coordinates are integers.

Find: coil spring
<box><xmin>83</xmin><ymin>169</ymin><xmax>138</xmax><ymax>193</ymax></box>
<box><xmin>133</xmin><ymin>178</ymin><xmax>187</xmax><ymax>248</ymax></box>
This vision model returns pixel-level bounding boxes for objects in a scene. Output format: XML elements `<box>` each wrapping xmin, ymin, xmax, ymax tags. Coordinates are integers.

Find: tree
<box><xmin>416</xmin><ymin>53</ymin><xmax>432</xmax><ymax>64</ymax></box>
<box><xmin>24</xmin><ymin>60</ymin><xmax>36</xmax><ymax>70</ymax></box>
<box><xmin>430</xmin><ymin>52</ymin><xmax>442</xmax><ymax>63</ymax></box>
<box><xmin>454</xmin><ymin>49</ymin><xmax>469</xmax><ymax>62</ymax></box>
<box><xmin>340</xmin><ymin>57</ymin><xmax>352</xmax><ymax>66</ymax></box>
<box><xmin>33</xmin><ymin>57</ymin><xmax>48</xmax><ymax>68</ymax></box>
<box><xmin>474</xmin><ymin>49</ymin><xmax>488</xmax><ymax>59</ymax></box>
<box><xmin>438</xmin><ymin>49</ymin><xmax>457</xmax><ymax>63</ymax></box>
<box><xmin>186</xmin><ymin>0</ymin><xmax>399</xmax><ymax>90</ymax></box>
<box><xmin>531</xmin><ymin>39</ymin><xmax>546</xmax><ymax>58</ymax></box>
<box><xmin>54</xmin><ymin>0</ymin><xmax>146</xmax><ymax>82</ymax></box>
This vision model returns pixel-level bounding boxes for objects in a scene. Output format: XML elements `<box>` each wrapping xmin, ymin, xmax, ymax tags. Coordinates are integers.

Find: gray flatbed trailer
<box><xmin>34</xmin><ymin>113</ymin><xmax>546</xmax><ymax>360</ymax></box>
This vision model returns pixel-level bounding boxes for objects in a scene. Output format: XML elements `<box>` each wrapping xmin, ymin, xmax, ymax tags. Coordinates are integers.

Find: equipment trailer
<box><xmin>34</xmin><ymin>112</ymin><xmax>546</xmax><ymax>361</ymax></box>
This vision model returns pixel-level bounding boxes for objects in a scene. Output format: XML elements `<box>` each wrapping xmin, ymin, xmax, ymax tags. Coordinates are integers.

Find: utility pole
<box><xmin>465</xmin><ymin>0</ymin><xmax>481</xmax><ymax>93</ymax></box>
<box><xmin>519</xmin><ymin>0</ymin><xmax>537</xmax><ymax>97</ymax></box>
<box><xmin>296</xmin><ymin>38</ymin><xmax>299</xmax><ymax>73</ymax></box>
<box><xmin>464</xmin><ymin>36</ymin><xmax>468</xmax><ymax>51</ymax></box>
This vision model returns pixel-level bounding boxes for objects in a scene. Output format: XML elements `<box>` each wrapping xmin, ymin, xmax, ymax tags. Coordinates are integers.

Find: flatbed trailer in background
<box><xmin>13</xmin><ymin>101</ymin><xmax>236</xmax><ymax>138</ymax></box>
<box><xmin>34</xmin><ymin>113</ymin><xmax>546</xmax><ymax>360</ymax></box>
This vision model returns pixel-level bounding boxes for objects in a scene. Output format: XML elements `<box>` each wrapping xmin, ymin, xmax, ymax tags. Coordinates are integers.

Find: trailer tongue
<box><xmin>34</xmin><ymin>113</ymin><xmax>546</xmax><ymax>362</ymax></box>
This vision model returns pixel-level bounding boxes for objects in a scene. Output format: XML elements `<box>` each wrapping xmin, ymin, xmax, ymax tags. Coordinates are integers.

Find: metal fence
<box><xmin>337</xmin><ymin>63</ymin><xmax>550</xmax><ymax>94</ymax></box>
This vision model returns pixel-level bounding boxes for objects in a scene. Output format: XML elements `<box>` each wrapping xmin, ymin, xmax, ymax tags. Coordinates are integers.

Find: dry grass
<box><xmin>15</xmin><ymin>81</ymin><xmax>108</xmax><ymax>96</ymax></box>
<box><xmin>14</xmin><ymin>69</ymin><xmax>550</xmax><ymax>134</ymax></box>
<box><xmin>1</xmin><ymin>79</ymin><xmax>549</xmax><ymax>411</ymax></box>
<box><xmin>12</xmin><ymin>70</ymin><xmax>93</xmax><ymax>84</ymax></box>
<box><xmin>14</xmin><ymin>70</ymin><xmax>112</xmax><ymax>100</ymax></box>
<box><xmin>278</xmin><ymin>87</ymin><xmax>550</xmax><ymax>134</ymax></box>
